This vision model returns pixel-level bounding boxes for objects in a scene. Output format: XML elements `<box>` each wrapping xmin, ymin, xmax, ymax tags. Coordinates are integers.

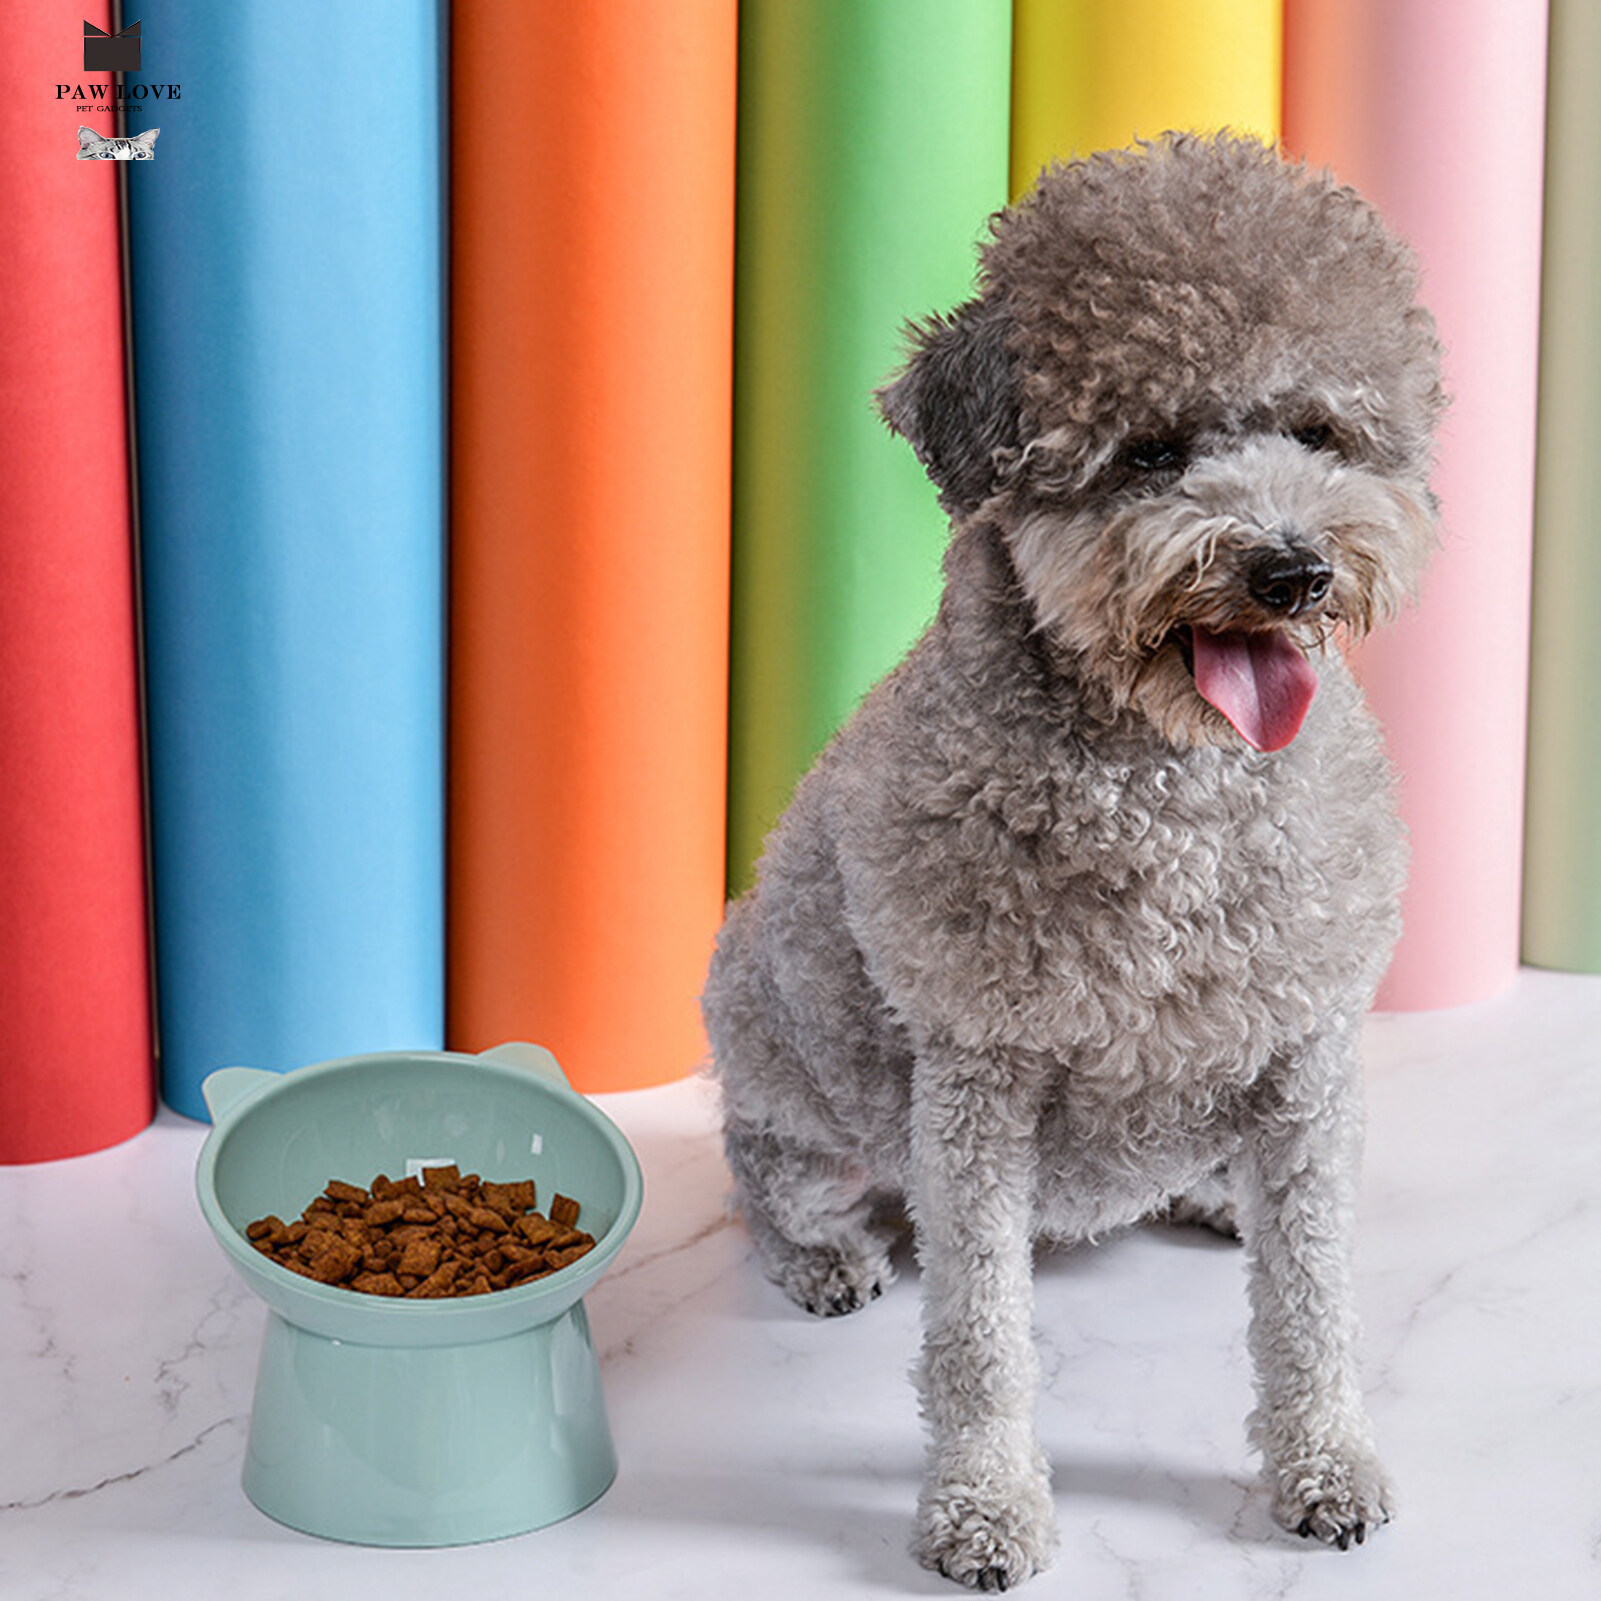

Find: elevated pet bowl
<box><xmin>195</xmin><ymin>1042</ymin><xmax>643</xmax><ymax>1546</ymax></box>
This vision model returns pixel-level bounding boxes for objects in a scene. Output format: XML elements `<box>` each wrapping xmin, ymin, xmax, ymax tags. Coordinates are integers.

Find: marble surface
<box><xmin>3</xmin><ymin>967</ymin><xmax>1599</xmax><ymax>1599</ymax></box>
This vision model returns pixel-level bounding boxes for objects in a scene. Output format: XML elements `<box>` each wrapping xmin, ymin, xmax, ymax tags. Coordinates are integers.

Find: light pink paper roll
<box><xmin>1284</xmin><ymin>0</ymin><xmax>1548</xmax><ymax>1010</ymax></box>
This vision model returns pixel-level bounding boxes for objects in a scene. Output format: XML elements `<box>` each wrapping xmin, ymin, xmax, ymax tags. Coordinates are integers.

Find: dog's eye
<box><xmin>1291</xmin><ymin>423</ymin><xmax>1333</xmax><ymax>452</ymax></box>
<box><xmin>1119</xmin><ymin>438</ymin><xmax>1188</xmax><ymax>474</ymax></box>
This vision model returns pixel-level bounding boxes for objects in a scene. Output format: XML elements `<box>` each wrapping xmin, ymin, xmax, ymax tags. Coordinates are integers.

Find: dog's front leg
<box><xmin>1237</xmin><ymin>1020</ymin><xmax>1392</xmax><ymax>1549</ymax></box>
<box><xmin>908</xmin><ymin>1041</ymin><xmax>1057</xmax><ymax>1591</ymax></box>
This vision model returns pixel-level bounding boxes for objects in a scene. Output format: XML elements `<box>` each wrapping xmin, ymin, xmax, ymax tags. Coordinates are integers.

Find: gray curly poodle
<box><xmin>703</xmin><ymin>133</ymin><xmax>1443</xmax><ymax>1590</ymax></box>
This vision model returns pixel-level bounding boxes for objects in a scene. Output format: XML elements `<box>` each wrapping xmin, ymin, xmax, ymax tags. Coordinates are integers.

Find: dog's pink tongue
<box><xmin>1190</xmin><ymin>628</ymin><xmax>1318</xmax><ymax>752</ymax></box>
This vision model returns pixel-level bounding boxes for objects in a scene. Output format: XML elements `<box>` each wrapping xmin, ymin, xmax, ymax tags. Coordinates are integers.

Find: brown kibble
<box><xmin>409</xmin><ymin>1260</ymin><xmax>463</xmax><ymax>1298</ymax></box>
<box><xmin>516</xmin><ymin>1213</ymin><xmax>560</xmax><ymax>1246</ymax></box>
<box><xmin>306</xmin><ymin>1237</ymin><xmax>362</xmax><ymax>1285</ymax></box>
<box><xmin>397</xmin><ymin>1237</ymin><xmax>442</xmax><ymax>1278</ymax></box>
<box><xmin>351</xmin><ymin>1272</ymin><xmax>405</xmax><ymax>1297</ymax></box>
<box><xmin>247</xmin><ymin>1169</ymin><xmax>595</xmax><ymax>1298</ymax></box>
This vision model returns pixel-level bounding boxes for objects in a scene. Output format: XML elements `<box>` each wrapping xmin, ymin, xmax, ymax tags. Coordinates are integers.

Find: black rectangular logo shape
<box><xmin>84</xmin><ymin>20</ymin><xmax>141</xmax><ymax>73</ymax></box>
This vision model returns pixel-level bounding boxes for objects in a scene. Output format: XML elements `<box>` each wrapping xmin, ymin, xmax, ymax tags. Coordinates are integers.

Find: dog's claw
<box><xmin>938</xmin><ymin>1562</ymin><xmax>1009</xmax><ymax>1593</ymax></box>
<box><xmin>808</xmin><ymin>1279</ymin><xmax>876</xmax><ymax>1317</ymax></box>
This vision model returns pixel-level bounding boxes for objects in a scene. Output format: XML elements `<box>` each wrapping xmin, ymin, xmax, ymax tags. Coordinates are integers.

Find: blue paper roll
<box><xmin>125</xmin><ymin>5</ymin><xmax>445</xmax><ymax>1118</ymax></box>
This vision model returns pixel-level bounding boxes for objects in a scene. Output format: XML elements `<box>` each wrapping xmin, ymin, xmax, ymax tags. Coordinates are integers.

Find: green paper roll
<box><xmin>727</xmin><ymin>0</ymin><xmax>1012</xmax><ymax>890</ymax></box>
<box><xmin>1523</xmin><ymin>0</ymin><xmax>1601</xmax><ymax>970</ymax></box>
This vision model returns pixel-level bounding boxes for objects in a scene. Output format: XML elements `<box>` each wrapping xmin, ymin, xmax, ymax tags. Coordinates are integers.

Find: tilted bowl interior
<box><xmin>197</xmin><ymin>1043</ymin><xmax>643</xmax><ymax>1346</ymax></box>
<box><xmin>193</xmin><ymin>1043</ymin><xmax>644</xmax><ymax>1545</ymax></box>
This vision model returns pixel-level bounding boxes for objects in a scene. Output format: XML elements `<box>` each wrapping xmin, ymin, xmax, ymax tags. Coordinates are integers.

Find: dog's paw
<box><xmin>1270</xmin><ymin>1449</ymin><xmax>1393</xmax><ymax>1551</ymax></box>
<box><xmin>1163</xmin><ymin>1166</ymin><xmax>1240</xmax><ymax>1239</ymax></box>
<box><xmin>1163</xmin><ymin>1191</ymin><xmax>1240</xmax><ymax>1239</ymax></box>
<box><xmin>914</xmin><ymin>1474</ymin><xmax>1058</xmax><ymax>1591</ymax></box>
<box><xmin>775</xmin><ymin>1242</ymin><xmax>892</xmax><ymax>1318</ymax></box>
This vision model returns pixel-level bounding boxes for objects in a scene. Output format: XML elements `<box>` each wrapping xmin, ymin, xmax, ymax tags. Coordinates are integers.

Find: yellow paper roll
<box><xmin>1011</xmin><ymin>0</ymin><xmax>1282</xmax><ymax>191</ymax></box>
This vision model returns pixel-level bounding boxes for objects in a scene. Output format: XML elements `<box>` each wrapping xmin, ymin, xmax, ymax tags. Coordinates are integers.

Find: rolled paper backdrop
<box><xmin>1523</xmin><ymin>0</ymin><xmax>1601</xmax><ymax>972</ymax></box>
<box><xmin>126</xmin><ymin>4</ymin><xmax>446</xmax><ymax>1119</ymax></box>
<box><xmin>448</xmin><ymin>1</ymin><xmax>736</xmax><ymax>1089</ymax></box>
<box><xmin>1010</xmin><ymin>0</ymin><xmax>1281</xmax><ymax>193</ymax></box>
<box><xmin>1284</xmin><ymin>0</ymin><xmax>1548</xmax><ymax>1008</ymax></box>
<box><xmin>0</xmin><ymin>1</ymin><xmax>154</xmax><ymax>1160</ymax></box>
<box><xmin>728</xmin><ymin>0</ymin><xmax>1013</xmax><ymax>891</ymax></box>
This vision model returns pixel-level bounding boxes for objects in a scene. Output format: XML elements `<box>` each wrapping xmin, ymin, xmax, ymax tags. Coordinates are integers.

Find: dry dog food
<box><xmin>245</xmin><ymin>1165</ymin><xmax>595</xmax><ymax>1297</ymax></box>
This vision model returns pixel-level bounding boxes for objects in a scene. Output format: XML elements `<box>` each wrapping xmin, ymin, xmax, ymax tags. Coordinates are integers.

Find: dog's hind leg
<box><xmin>724</xmin><ymin>1120</ymin><xmax>898</xmax><ymax>1317</ymax></box>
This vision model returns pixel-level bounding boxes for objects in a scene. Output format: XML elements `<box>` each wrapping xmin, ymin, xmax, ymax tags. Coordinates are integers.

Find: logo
<box><xmin>83</xmin><ymin>19</ymin><xmax>140</xmax><ymax>74</ymax></box>
<box><xmin>77</xmin><ymin>125</ymin><xmax>158</xmax><ymax>160</ymax></box>
<box><xmin>59</xmin><ymin>15</ymin><xmax>178</xmax><ymax>149</ymax></box>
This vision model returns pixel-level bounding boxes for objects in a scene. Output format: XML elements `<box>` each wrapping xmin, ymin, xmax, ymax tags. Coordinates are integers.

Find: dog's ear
<box><xmin>876</xmin><ymin>298</ymin><xmax>1020</xmax><ymax>517</ymax></box>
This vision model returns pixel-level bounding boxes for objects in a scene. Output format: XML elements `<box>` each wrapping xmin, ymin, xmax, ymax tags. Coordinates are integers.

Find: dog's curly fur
<box><xmin>702</xmin><ymin>134</ymin><xmax>1443</xmax><ymax>1590</ymax></box>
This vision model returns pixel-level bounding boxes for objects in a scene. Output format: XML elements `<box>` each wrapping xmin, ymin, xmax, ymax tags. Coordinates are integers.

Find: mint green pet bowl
<box><xmin>195</xmin><ymin>1043</ymin><xmax>643</xmax><ymax>1547</ymax></box>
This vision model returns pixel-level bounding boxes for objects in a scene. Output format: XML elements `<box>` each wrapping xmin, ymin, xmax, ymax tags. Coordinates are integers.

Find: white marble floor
<box><xmin>3</xmin><ymin>967</ymin><xmax>1599</xmax><ymax>1600</ymax></box>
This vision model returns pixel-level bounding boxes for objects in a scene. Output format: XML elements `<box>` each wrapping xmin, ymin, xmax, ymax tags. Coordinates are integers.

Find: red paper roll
<box><xmin>0</xmin><ymin>0</ymin><xmax>155</xmax><ymax>1160</ymax></box>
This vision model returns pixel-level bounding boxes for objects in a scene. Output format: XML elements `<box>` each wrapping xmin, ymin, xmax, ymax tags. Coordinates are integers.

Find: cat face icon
<box><xmin>77</xmin><ymin>125</ymin><xmax>159</xmax><ymax>160</ymax></box>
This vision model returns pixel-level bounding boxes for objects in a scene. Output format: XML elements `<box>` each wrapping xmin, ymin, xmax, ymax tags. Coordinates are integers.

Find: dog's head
<box><xmin>879</xmin><ymin>134</ymin><xmax>1444</xmax><ymax>752</ymax></box>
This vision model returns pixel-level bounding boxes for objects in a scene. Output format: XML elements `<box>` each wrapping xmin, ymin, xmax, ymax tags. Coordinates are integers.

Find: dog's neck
<box><xmin>937</xmin><ymin>517</ymin><xmax>1132</xmax><ymax>740</ymax></box>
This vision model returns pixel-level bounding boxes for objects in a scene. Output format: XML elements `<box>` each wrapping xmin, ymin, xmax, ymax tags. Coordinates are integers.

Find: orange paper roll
<box><xmin>0</xmin><ymin>0</ymin><xmax>154</xmax><ymax>1160</ymax></box>
<box><xmin>1285</xmin><ymin>0</ymin><xmax>1548</xmax><ymax>1009</ymax></box>
<box><xmin>448</xmin><ymin>1</ymin><xmax>736</xmax><ymax>1089</ymax></box>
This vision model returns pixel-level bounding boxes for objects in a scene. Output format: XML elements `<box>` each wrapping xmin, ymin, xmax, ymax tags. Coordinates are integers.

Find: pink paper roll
<box><xmin>1284</xmin><ymin>0</ymin><xmax>1548</xmax><ymax>1010</ymax></box>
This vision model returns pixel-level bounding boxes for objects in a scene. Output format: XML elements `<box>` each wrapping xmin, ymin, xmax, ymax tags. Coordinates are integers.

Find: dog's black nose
<box><xmin>1247</xmin><ymin>552</ymin><xmax>1334</xmax><ymax>616</ymax></box>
